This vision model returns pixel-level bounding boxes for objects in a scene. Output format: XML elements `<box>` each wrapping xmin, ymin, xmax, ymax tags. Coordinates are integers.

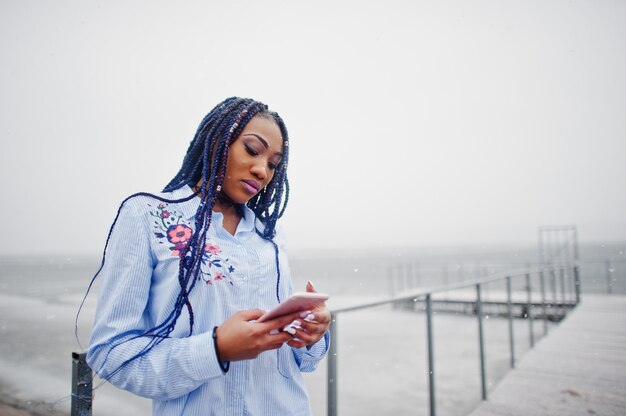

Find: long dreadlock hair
<box><xmin>78</xmin><ymin>97</ymin><xmax>290</xmax><ymax>379</ymax></box>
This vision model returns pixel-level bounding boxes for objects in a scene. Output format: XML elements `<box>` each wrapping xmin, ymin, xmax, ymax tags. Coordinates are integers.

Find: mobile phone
<box><xmin>257</xmin><ymin>292</ymin><xmax>329</xmax><ymax>322</ymax></box>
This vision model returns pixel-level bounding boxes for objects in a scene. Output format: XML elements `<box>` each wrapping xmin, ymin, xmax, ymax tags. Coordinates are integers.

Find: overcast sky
<box><xmin>1</xmin><ymin>0</ymin><xmax>625</xmax><ymax>255</ymax></box>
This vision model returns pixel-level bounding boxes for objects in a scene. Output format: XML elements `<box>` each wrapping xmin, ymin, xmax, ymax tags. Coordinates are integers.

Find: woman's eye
<box><xmin>268</xmin><ymin>162</ymin><xmax>277</xmax><ymax>170</ymax></box>
<box><xmin>244</xmin><ymin>144</ymin><xmax>259</xmax><ymax>156</ymax></box>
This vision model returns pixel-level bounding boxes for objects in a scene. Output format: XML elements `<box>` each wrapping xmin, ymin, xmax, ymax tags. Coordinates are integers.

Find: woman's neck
<box><xmin>192</xmin><ymin>183</ymin><xmax>242</xmax><ymax>235</ymax></box>
<box><xmin>213</xmin><ymin>198</ymin><xmax>242</xmax><ymax>236</ymax></box>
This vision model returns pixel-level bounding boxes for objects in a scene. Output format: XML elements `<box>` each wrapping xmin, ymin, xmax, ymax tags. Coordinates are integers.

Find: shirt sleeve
<box><xmin>86</xmin><ymin>200</ymin><xmax>225</xmax><ymax>400</ymax></box>
<box><xmin>291</xmin><ymin>331</ymin><xmax>330</xmax><ymax>372</ymax></box>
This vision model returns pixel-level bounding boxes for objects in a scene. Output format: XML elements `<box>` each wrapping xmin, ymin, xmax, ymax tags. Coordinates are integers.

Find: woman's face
<box><xmin>221</xmin><ymin>115</ymin><xmax>284</xmax><ymax>204</ymax></box>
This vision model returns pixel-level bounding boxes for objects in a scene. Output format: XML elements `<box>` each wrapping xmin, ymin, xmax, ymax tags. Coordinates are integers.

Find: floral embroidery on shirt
<box><xmin>150</xmin><ymin>203</ymin><xmax>193</xmax><ymax>256</ymax></box>
<box><xmin>199</xmin><ymin>242</ymin><xmax>236</xmax><ymax>286</ymax></box>
<box><xmin>149</xmin><ymin>202</ymin><xmax>235</xmax><ymax>285</ymax></box>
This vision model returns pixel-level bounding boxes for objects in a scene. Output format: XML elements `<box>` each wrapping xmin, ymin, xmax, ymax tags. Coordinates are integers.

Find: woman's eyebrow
<box><xmin>242</xmin><ymin>133</ymin><xmax>284</xmax><ymax>156</ymax></box>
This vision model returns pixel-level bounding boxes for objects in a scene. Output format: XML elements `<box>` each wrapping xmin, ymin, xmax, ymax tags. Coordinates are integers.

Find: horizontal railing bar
<box><xmin>331</xmin><ymin>265</ymin><xmax>570</xmax><ymax>314</ymax></box>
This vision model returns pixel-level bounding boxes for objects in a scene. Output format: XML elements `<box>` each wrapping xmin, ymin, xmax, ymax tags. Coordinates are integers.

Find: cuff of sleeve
<box><xmin>188</xmin><ymin>332</ymin><xmax>228</xmax><ymax>381</ymax></box>
<box><xmin>303</xmin><ymin>330</ymin><xmax>330</xmax><ymax>359</ymax></box>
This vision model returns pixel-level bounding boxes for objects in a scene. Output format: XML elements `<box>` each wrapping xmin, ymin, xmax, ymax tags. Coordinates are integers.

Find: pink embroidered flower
<box><xmin>204</xmin><ymin>243</ymin><xmax>221</xmax><ymax>255</ymax></box>
<box><xmin>171</xmin><ymin>243</ymin><xmax>187</xmax><ymax>257</ymax></box>
<box><xmin>167</xmin><ymin>224</ymin><xmax>193</xmax><ymax>244</ymax></box>
<box><xmin>162</xmin><ymin>210</ymin><xmax>170</xmax><ymax>219</ymax></box>
<box><xmin>214</xmin><ymin>272</ymin><xmax>223</xmax><ymax>281</ymax></box>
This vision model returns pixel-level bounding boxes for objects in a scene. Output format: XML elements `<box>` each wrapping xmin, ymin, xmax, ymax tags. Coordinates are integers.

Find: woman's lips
<box><xmin>242</xmin><ymin>179</ymin><xmax>260</xmax><ymax>194</ymax></box>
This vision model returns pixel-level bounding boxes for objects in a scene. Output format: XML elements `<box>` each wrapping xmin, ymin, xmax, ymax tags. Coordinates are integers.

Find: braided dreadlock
<box><xmin>78</xmin><ymin>97</ymin><xmax>290</xmax><ymax>379</ymax></box>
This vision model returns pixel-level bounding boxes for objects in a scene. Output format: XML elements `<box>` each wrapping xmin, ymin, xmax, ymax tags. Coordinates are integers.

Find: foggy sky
<box><xmin>1</xmin><ymin>0</ymin><xmax>625</xmax><ymax>255</ymax></box>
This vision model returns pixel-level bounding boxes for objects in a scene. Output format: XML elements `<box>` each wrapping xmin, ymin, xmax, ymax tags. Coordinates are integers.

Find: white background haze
<box><xmin>1</xmin><ymin>0</ymin><xmax>625</xmax><ymax>255</ymax></box>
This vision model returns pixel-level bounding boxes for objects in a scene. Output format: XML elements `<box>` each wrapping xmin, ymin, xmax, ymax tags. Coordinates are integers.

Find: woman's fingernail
<box><xmin>304</xmin><ymin>314</ymin><xmax>315</xmax><ymax>322</ymax></box>
<box><xmin>269</xmin><ymin>329</ymin><xmax>280</xmax><ymax>335</ymax></box>
<box><xmin>300</xmin><ymin>310</ymin><xmax>312</xmax><ymax>318</ymax></box>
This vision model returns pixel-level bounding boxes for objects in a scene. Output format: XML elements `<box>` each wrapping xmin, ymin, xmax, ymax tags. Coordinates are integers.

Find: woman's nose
<box><xmin>250</xmin><ymin>162</ymin><xmax>267</xmax><ymax>180</ymax></box>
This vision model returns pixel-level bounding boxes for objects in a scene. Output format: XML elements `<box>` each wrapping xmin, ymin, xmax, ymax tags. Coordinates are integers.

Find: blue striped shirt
<box><xmin>87</xmin><ymin>186</ymin><xmax>329</xmax><ymax>415</ymax></box>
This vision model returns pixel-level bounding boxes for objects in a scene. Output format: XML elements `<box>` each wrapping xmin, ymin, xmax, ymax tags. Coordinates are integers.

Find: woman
<box><xmin>86</xmin><ymin>97</ymin><xmax>330</xmax><ymax>415</ymax></box>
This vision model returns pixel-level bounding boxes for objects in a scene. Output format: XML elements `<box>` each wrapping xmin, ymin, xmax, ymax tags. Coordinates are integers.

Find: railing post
<box><xmin>574</xmin><ymin>265</ymin><xmax>581</xmax><ymax>304</ymax></box>
<box><xmin>426</xmin><ymin>294</ymin><xmax>436</xmax><ymax>416</ymax></box>
<box><xmin>476</xmin><ymin>284</ymin><xmax>487</xmax><ymax>400</ymax></box>
<box><xmin>559</xmin><ymin>268</ymin><xmax>566</xmax><ymax>303</ymax></box>
<box><xmin>327</xmin><ymin>314</ymin><xmax>338</xmax><ymax>416</ymax></box>
<box><xmin>606</xmin><ymin>259</ymin><xmax>613</xmax><ymax>295</ymax></box>
<box><xmin>71</xmin><ymin>352</ymin><xmax>92</xmax><ymax>416</ymax></box>
<box><xmin>563</xmin><ymin>267</ymin><xmax>572</xmax><ymax>302</ymax></box>
<box><xmin>550</xmin><ymin>268</ymin><xmax>557</xmax><ymax>310</ymax></box>
<box><xmin>526</xmin><ymin>273</ymin><xmax>534</xmax><ymax>348</ymax></box>
<box><xmin>506</xmin><ymin>276</ymin><xmax>515</xmax><ymax>369</ymax></box>
<box><xmin>540</xmin><ymin>270</ymin><xmax>548</xmax><ymax>335</ymax></box>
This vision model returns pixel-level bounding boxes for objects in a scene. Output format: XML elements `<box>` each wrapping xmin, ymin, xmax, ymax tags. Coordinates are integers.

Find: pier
<box><xmin>68</xmin><ymin>225</ymin><xmax>625</xmax><ymax>415</ymax></box>
<box><xmin>469</xmin><ymin>293</ymin><xmax>626</xmax><ymax>416</ymax></box>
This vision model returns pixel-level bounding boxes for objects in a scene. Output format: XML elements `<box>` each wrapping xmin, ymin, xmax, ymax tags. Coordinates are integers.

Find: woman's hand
<box><xmin>286</xmin><ymin>281</ymin><xmax>331</xmax><ymax>349</ymax></box>
<box><xmin>215</xmin><ymin>309</ymin><xmax>305</xmax><ymax>362</ymax></box>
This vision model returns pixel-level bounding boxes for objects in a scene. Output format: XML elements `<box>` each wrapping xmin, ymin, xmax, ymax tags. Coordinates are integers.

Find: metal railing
<box><xmin>71</xmin><ymin>352</ymin><xmax>92</xmax><ymax>416</ymax></box>
<box><xmin>71</xmin><ymin>255</ymin><xmax>626</xmax><ymax>416</ymax></box>
<box><xmin>326</xmin><ymin>264</ymin><xmax>580</xmax><ymax>416</ymax></box>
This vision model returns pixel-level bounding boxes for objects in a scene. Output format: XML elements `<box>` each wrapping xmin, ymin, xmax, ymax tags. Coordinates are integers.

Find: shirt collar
<box><xmin>168</xmin><ymin>185</ymin><xmax>200</xmax><ymax>221</ymax></box>
<box><xmin>237</xmin><ymin>203</ymin><xmax>256</xmax><ymax>234</ymax></box>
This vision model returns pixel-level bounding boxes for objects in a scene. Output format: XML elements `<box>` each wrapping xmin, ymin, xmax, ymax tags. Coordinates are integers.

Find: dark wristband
<box><xmin>212</xmin><ymin>326</ymin><xmax>230</xmax><ymax>373</ymax></box>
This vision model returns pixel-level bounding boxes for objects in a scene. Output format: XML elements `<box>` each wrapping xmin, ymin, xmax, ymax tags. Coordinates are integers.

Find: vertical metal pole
<box><xmin>526</xmin><ymin>273</ymin><xmax>534</xmax><ymax>348</ymax></box>
<box><xmin>327</xmin><ymin>315</ymin><xmax>338</xmax><ymax>416</ymax></box>
<box><xmin>563</xmin><ymin>266</ymin><xmax>571</xmax><ymax>303</ymax></box>
<box><xmin>572</xmin><ymin>227</ymin><xmax>580</xmax><ymax>265</ymax></box>
<box><xmin>540</xmin><ymin>270</ymin><xmax>548</xmax><ymax>335</ymax></box>
<box><xmin>71</xmin><ymin>352</ymin><xmax>92</xmax><ymax>416</ymax></box>
<box><xmin>565</xmin><ymin>228</ymin><xmax>574</xmax><ymax>282</ymax></box>
<box><xmin>574</xmin><ymin>265</ymin><xmax>581</xmax><ymax>305</ymax></box>
<box><xmin>559</xmin><ymin>268</ymin><xmax>566</xmax><ymax>303</ymax></box>
<box><xmin>426</xmin><ymin>294</ymin><xmax>436</xmax><ymax>416</ymax></box>
<box><xmin>573</xmin><ymin>227</ymin><xmax>581</xmax><ymax>305</ymax></box>
<box><xmin>476</xmin><ymin>284</ymin><xmax>487</xmax><ymax>400</ymax></box>
<box><xmin>550</xmin><ymin>268</ymin><xmax>557</xmax><ymax>307</ymax></box>
<box><xmin>506</xmin><ymin>276</ymin><xmax>515</xmax><ymax>368</ymax></box>
<box><xmin>606</xmin><ymin>259</ymin><xmax>613</xmax><ymax>295</ymax></box>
